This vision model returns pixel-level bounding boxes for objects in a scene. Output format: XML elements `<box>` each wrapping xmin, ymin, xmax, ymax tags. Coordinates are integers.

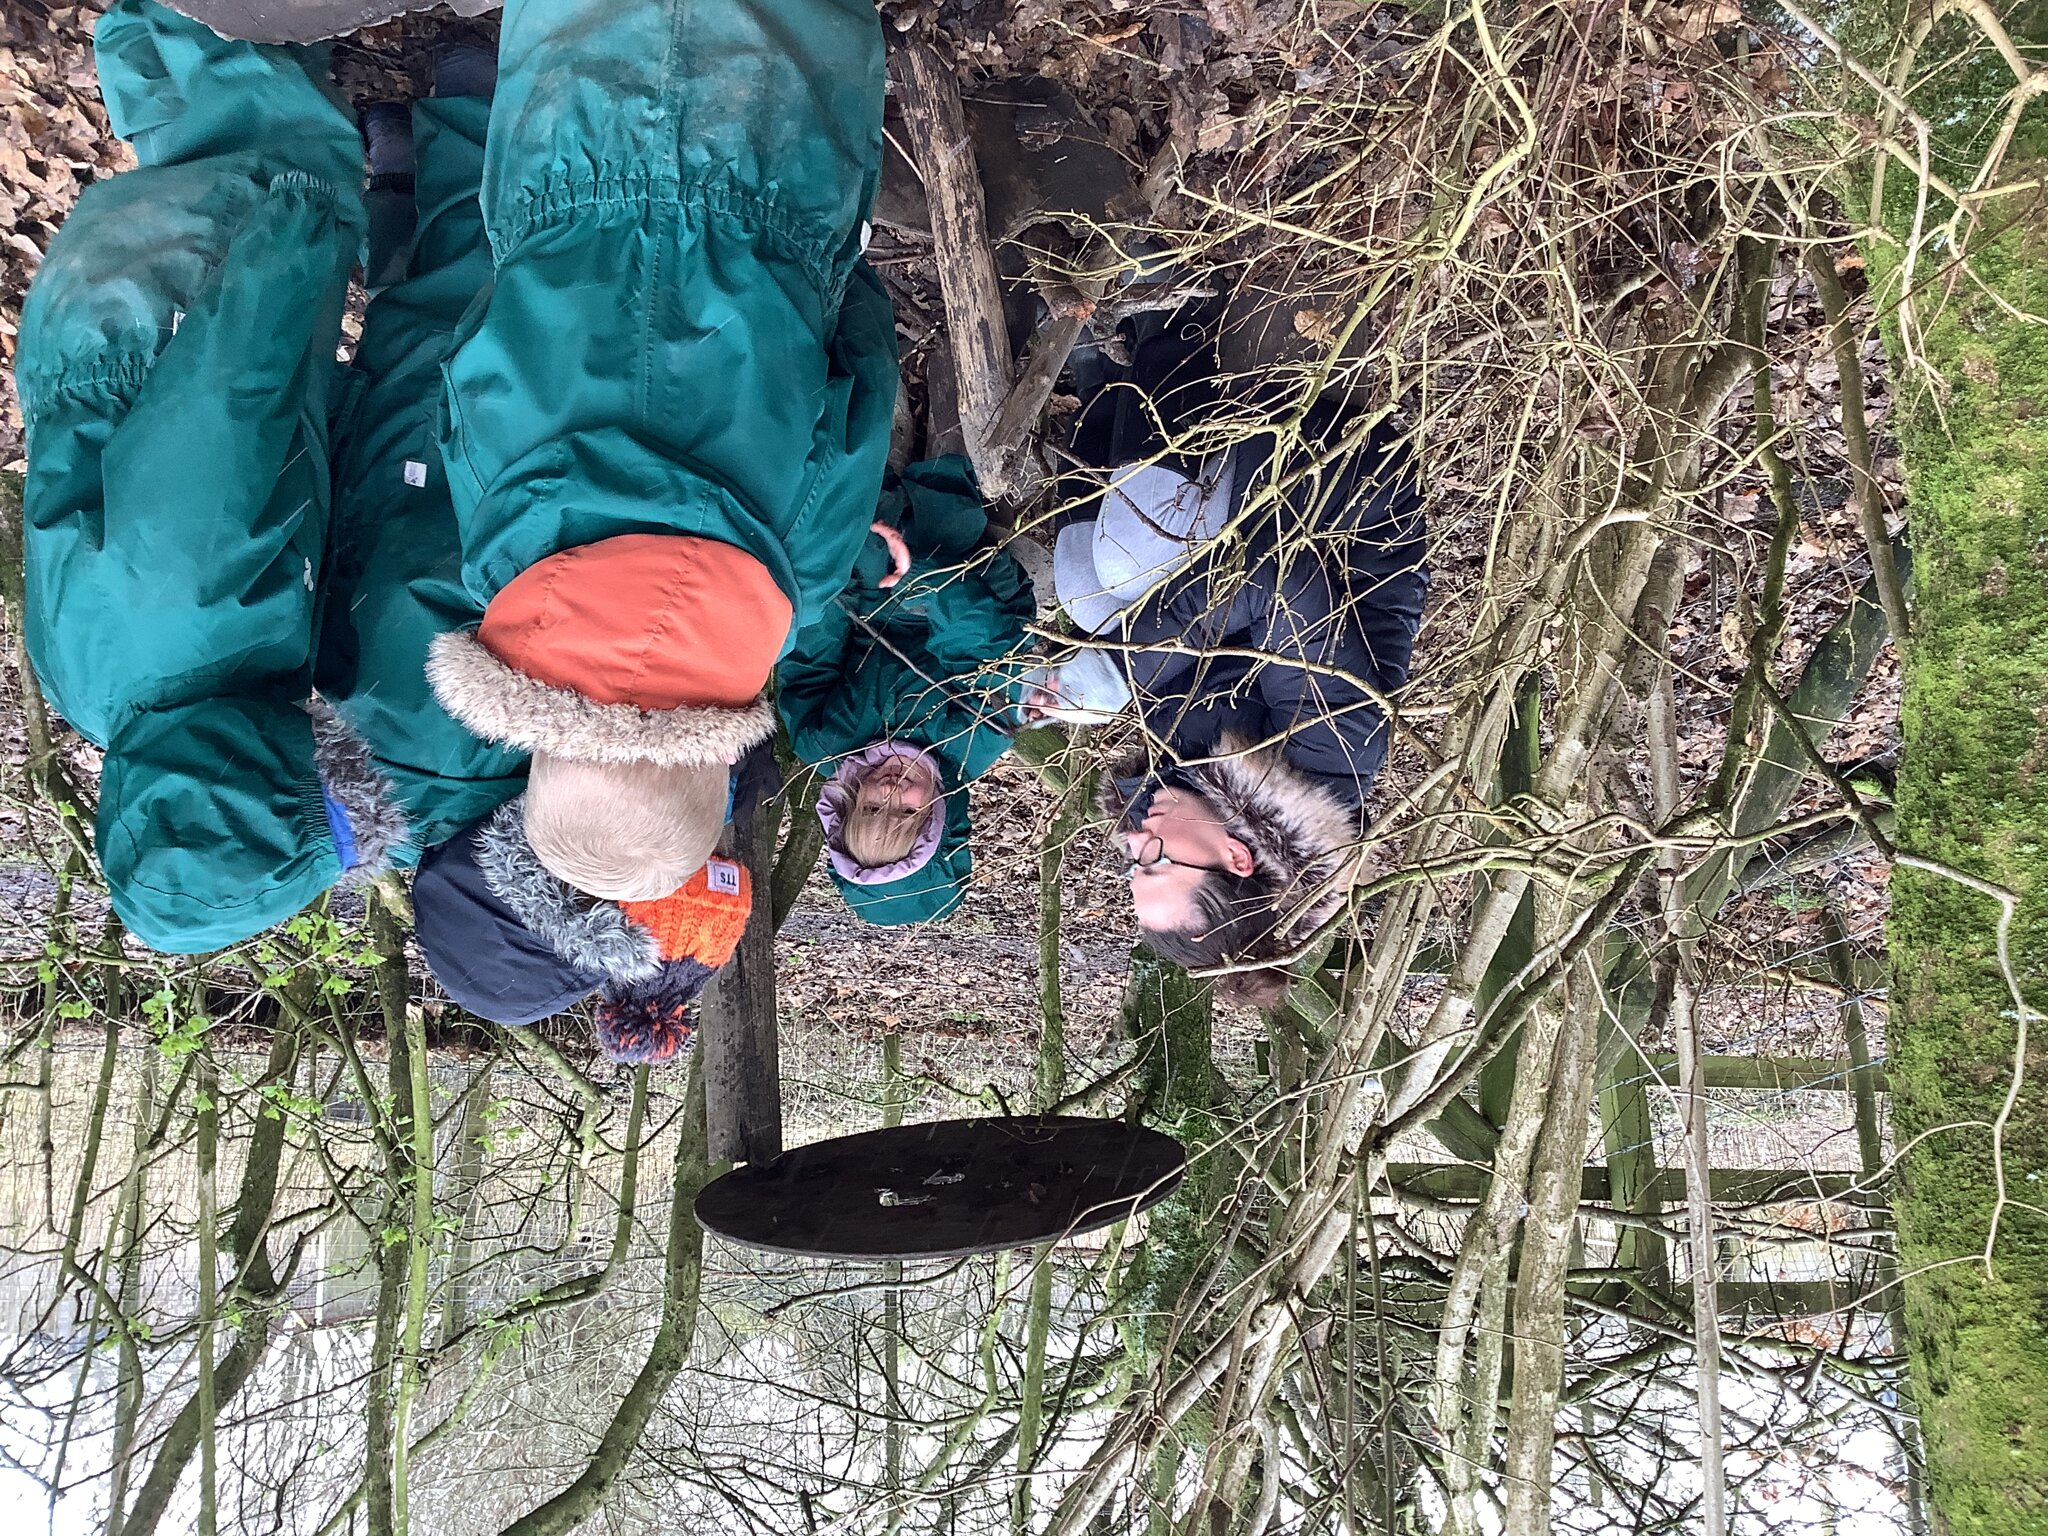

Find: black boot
<box><xmin>432</xmin><ymin>22</ymin><xmax>499</xmax><ymax>99</ymax></box>
<box><xmin>360</xmin><ymin>99</ymin><xmax>415</xmax><ymax>180</ymax></box>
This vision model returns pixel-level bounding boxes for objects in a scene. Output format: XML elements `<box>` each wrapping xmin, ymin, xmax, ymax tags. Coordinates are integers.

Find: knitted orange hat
<box><xmin>618</xmin><ymin>859</ymin><xmax>753</xmax><ymax>964</ymax></box>
<box><xmin>594</xmin><ymin>859</ymin><xmax>753</xmax><ymax>1064</ymax></box>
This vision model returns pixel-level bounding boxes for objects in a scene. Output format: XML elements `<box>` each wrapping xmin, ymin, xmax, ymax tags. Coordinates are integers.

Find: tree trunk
<box><xmin>702</xmin><ymin>792</ymin><xmax>782</xmax><ymax>1165</ymax></box>
<box><xmin>1870</xmin><ymin>9</ymin><xmax>2048</xmax><ymax>1528</ymax></box>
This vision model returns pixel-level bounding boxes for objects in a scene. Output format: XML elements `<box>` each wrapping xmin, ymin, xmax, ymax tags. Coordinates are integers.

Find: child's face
<box><xmin>853</xmin><ymin>755</ymin><xmax>938</xmax><ymax>816</ymax></box>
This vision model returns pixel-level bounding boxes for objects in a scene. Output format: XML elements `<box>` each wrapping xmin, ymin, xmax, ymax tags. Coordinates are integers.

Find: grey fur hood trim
<box><xmin>472</xmin><ymin>799</ymin><xmax>663</xmax><ymax>983</ymax></box>
<box><xmin>1099</xmin><ymin>733</ymin><xmax>1364</xmax><ymax>948</ymax></box>
<box><xmin>306</xmin><ymin>699</ymin><xmax>410</xmax><ymax>878</ymax></box>
<box><xmin>427</xmin><ymin>629</ymin><xmax>777</xmax><ymax>767</ymax></box>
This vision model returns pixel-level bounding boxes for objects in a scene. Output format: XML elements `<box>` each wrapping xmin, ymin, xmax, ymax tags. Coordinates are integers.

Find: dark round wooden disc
<box><xmin>694</xmin><ymin>1116</ymin><xmax>1186</xmax><ymax>1260</ymax></box>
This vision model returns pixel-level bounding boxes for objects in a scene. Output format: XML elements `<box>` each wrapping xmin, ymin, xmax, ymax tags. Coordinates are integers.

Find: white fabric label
<box><xmin>403</xmin><ymin>460</ymin><xmax>428</xmax><ymax>488</ymax></box>
<box><xmin>705</xmin><ymin>858</ymin><xmax>742</xmax><ymax>896</ymax></box>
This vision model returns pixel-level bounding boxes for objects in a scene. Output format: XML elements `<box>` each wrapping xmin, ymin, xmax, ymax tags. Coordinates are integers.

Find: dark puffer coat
<box><xmin>1111</xmin><ymin>414</ymin><xmax>1429</xmax><ymax>812</ymax></box>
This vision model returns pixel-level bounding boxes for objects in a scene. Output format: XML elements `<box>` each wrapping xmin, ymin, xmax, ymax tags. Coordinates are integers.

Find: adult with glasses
<box><xmin>1040</xmin><ymin>306</ymin><xmax>1429</xmax><ymax>1006</ymax></box>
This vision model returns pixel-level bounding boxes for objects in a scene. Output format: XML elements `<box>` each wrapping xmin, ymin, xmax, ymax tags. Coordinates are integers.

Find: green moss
<box><xmin>1873</xmin><ymin>19</ymin><xmax>2048</xmax><ymax>1525</ymax></box>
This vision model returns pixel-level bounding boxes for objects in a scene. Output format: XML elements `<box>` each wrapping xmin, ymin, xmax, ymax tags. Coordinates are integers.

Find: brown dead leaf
<box><xmin>1196</xmin><ymin>109</ymin><xmax>1241</xmax><ymax>153</ymax></box>
<box><xmin>1088</xmin><ymin>20</ymin><xmax>1147</xmax><ymax>45</ymax></box>
<box><xmin>1655</xmin><ymin>77</ymin><xmax>1695</xmax><ymax>114</ymax></box>
<box><xmin>1718</xmin><ymin>609</ymin><xmax>1745</xmax><ymax>660</ymax></box>
<box><xmin>1662</xmin><ymin>0</ymin><xmax>1741</xmax><ymax>42</ymax></box>
<box><xmin>1833</xmin><ymin>249</ymin><xmax>1866</xmax><ymax>275</ymax></box>
<box><xmin>1104</xmin><ymin>105</ymin><xmax>1138</xmax><ymax>153</ymax></box>
<box><xmin>1293</xmin><ymin>308</ymin><xmax>1339</xmax><ymax>343</ymax></box>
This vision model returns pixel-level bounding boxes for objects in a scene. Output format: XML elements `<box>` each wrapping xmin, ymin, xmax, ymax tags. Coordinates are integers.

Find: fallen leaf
<box><xmin>1719</xmin><ymin>609</ymin><xmax>1745</xmax><ymax>659</ymax></box>
<box><xmin>1196</xmin><ymin>110</ymin><xmax>1240</xmax><ymax>153</ymax></box>
<box><xmin>1088</xmin><ymin>20</ymin><xmax>1147</xmax><ymax>44</ymax></box>
<box><xmin>1293</xmin><ymin>308</ymin><xmax>1339</xmax><ymax>343</ymax></box>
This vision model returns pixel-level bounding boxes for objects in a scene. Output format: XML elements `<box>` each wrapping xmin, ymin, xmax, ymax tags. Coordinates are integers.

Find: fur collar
<box><xmin>1098</xmin><ymin>732</ymin><xmax>1363</xmax><ymax>948</ymax></box>
<box><xmin>472</xmin><ymin>799</ymin><xmax>663</xmax><ymax>983</ymax></box>
<box><xmin>427</xmin><ymin>629</ymin><xmax>776</xmax><ymax>767</ymax></box>
<box><xmin>306</xmin><ymin>699</ymin><xmax>410</xmax><ymax>878</ymax></box>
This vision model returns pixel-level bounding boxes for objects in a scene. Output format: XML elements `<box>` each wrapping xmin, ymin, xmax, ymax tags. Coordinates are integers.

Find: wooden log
<box><xmin>983</xmin><ymin>300</ymin><xmax>1091</xmax><ymax>474</ymax></box>
<box><xmin>700</xmin><ymin>758</ymin><xmax>782</xmax><ymax>1167</ymax></box>
<box><xmin>889</xmin><ymin>40</ymin><xmax>1032</xmax><ymax>502</ymax></box>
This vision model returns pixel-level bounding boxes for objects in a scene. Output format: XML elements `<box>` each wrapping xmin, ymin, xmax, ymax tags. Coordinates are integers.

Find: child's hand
<box><xmin>871</xmin><ymin>521</ymin><xmax>912</xmax><ymax>589</ymax></box>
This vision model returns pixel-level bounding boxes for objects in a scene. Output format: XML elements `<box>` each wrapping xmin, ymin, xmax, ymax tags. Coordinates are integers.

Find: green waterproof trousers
<box><xmin>15</xmin><ymin>0</ymin><xmax>363</xmax><ymax>951</ymax></box>
<box><xmin>437</xmin><ymin>0</ymin><xmax>900</xmax><ymax>644</ymax></box>
<box><xmin>321</xmin><ymin>94</ymin><xmax>529</xmax><ymax>857</ymax></box>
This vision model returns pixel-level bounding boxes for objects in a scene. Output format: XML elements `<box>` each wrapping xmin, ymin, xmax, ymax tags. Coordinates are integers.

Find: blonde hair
<box><xmin>839</xmin><ymin>799</ymin><xmax>936</xmax><ymax>868</ymax></box>
<box><xmin>523</xmin><ymin>753</ymin><xmax>728</xmax><ymax>901</ymax></box>
<box><xmin>834</xmin><ymin>757</ymin><xmax>943</xmax><ymax>871</ymax></box>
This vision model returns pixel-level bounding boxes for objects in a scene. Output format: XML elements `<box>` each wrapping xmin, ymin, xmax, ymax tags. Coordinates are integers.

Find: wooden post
<box><xmin>701</xmin><ymin>755</ymin><xmax>782</xmax><ymax>1166</ymax></box>
<box><xmin>890</xmin><ymin>40</ymin><xmax>1032</xmax><ymax>502</ymax></box>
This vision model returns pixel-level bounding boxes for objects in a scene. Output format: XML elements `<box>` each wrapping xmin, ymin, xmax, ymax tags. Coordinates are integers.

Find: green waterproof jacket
<box><xmin>437</xmin><ymin>0</ymin><xmax>898</xmax><ymax>646</ymax></box>
<box><xmin>319</xmin><ymin>95</ymin><xmax>528</xmax><ymax>856</ymax></box>
<box><xmin>778</xmin><ymin>457</ymin><xmax>1037</xmax><ymax>925</ymax></box>
<box><xmin>15</xmin><ymin>0</ymin><xmax>364</xmax><ymax>952</ymax></box>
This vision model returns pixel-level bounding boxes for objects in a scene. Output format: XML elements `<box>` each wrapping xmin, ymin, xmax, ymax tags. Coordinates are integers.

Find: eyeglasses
<box><xmin>1121</xmin><ymin>834</ymin><xmax>1234</xmax><ymax>882</ymax></box>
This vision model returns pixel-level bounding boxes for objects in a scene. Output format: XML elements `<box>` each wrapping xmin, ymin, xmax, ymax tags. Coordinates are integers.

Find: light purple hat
<box><xmin>816</xmin><ymin>741</ymin><xmax>947</xmax><ymax>884</ymax></box>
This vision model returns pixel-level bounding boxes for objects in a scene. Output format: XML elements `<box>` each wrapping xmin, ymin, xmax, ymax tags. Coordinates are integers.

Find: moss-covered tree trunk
<box><xmin>1877</xmin><ymin>9</ymin><xmax>2048</xmax><ymax>1529</ymax></box>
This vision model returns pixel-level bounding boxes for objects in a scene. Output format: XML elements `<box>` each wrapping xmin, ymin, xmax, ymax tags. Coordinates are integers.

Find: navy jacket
<box><xmin>1115</xmin><ymin>417</ymin><xmax>1428</xmax><ymax>810</ymax></box>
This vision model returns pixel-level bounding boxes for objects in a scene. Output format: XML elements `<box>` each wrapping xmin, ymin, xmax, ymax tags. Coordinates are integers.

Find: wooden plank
<box><xmin>1580</xmin><ymin>1277</ymin><xmax>1898</xmax><ymax>1320</ymax></box>
<box><xmin>1713</xmin><ymin>1277</ymin><xmax>1898</xmax><ymax>1317</ymax></box>
<box><xmin>700</xmin><ymin>756</ymin><xmax>781</xmax><ymax>1167</ymax></box>
<box><xmin>1387</xmin><ymin>1164</ymin><xmax>1866</xmax><ymax>1206</ymax></box>
<box><xmin>1627</xmin><ymin>1053</ymin><xmax>1888</xmax><ymax>1095</ymax></box>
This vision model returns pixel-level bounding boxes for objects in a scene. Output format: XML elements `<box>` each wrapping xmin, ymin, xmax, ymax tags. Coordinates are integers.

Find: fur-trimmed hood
<box><xmin>426</xmin><ymin>532</ymin><xmax>788</xmax><ymax>768</ymax></box>
<box><xmin>471</xmin><ymin>799</ymin><xmax>663</xmax><ymax>983</ymax></box>
<box><xmin>307</xmin><ymin>697</ymin><xmax>411</xmax><ymax>877</ymax></box>
<box><xmin>427</xmin><ymin>629</ymin><xmax>777</xmax><ymax>767</ymax></box>
<box><xmin>1098</xmin><ymin>733</ymin><xmax>1365</xmax><ymax>951</ymax></box>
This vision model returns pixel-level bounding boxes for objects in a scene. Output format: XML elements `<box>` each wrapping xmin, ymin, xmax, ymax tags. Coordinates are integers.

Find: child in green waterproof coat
<box><xmin>14</xmin><ymin>1</ymin><xmax>371</xmax><ymax>952</ymax></box>
<box><xmin>776</xmin><ymin>457</ymin><xmax>1038</xmax><ymax>926</ymax></box>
